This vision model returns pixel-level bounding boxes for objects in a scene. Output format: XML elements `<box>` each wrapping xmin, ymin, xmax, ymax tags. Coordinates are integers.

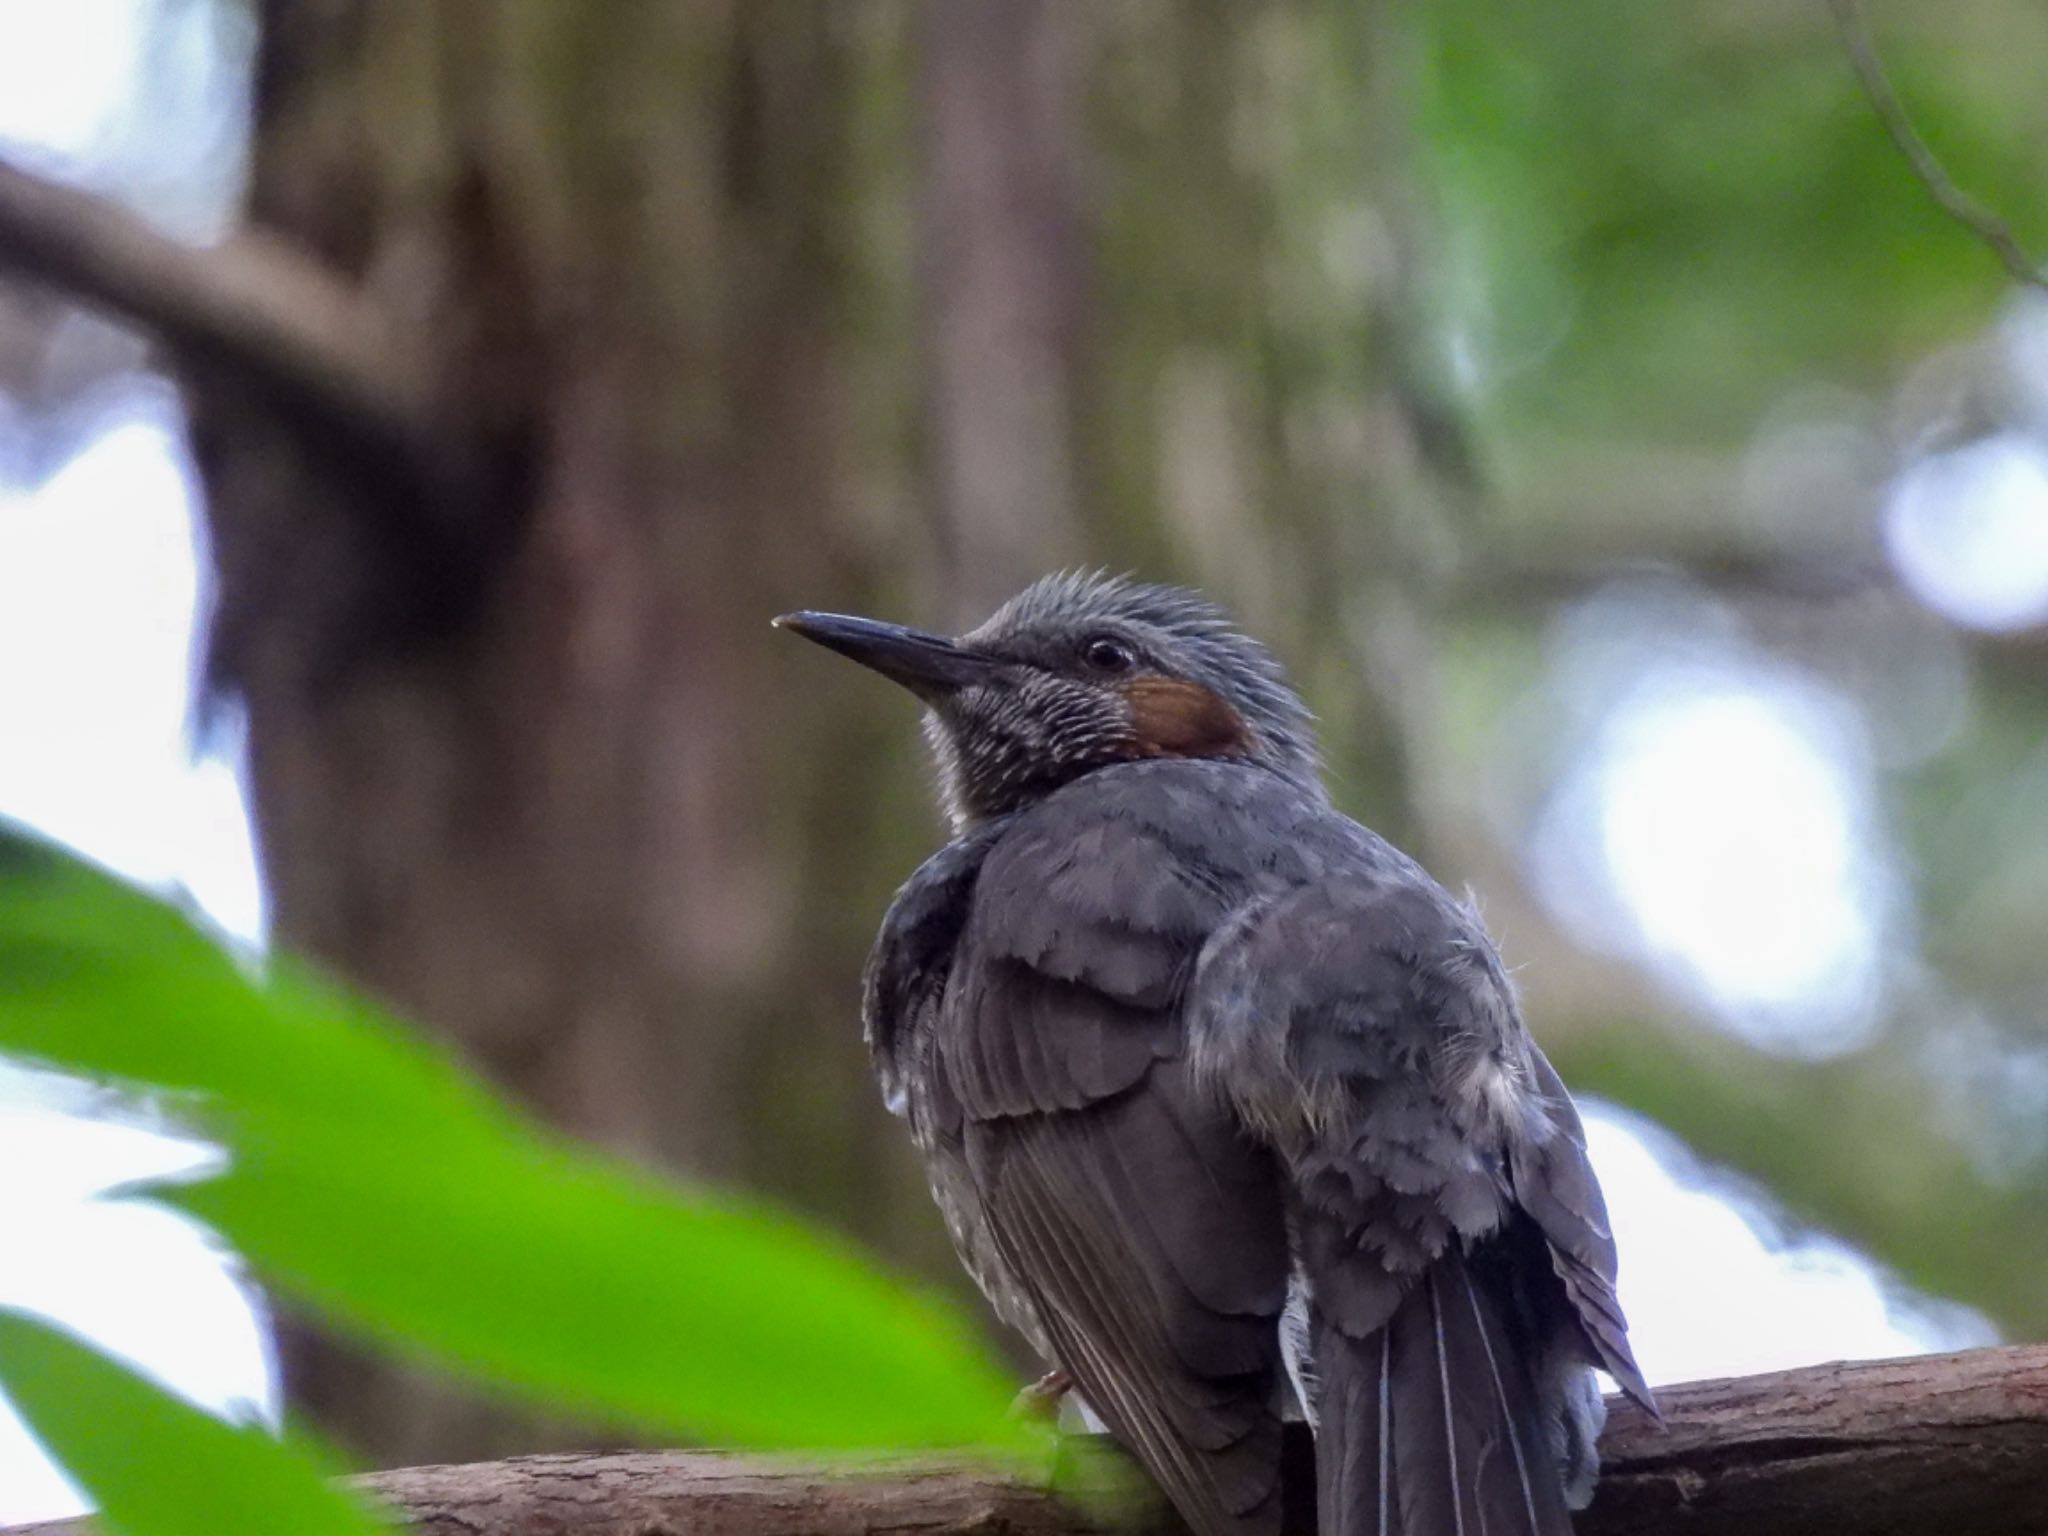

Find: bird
<box><xmin>775</xmin><ymin>573</ymin><xmax>1655</xmax><ymax>1536</ymax></box>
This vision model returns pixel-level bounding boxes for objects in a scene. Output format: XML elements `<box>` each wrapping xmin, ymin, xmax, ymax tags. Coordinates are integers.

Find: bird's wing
<box><xmin>966</xmin><ymin>1060</ymin><xmax>1291</xmax><ymax>1536</ymax></box>
<box><xmin>864</xmin><ymin>819</ymin><xmax>1011</xmax><ymax>1117</ymax></box>
<box><xmin>943</xmin><ymin>774</ymin><xmax>1297</xmax><ymax>1536</ymax></box>
<box><xmin>1507</xmin><ymin>1050</ymin><xmax>1659</xmax><ymax>1415</ymax></box>
<box><xmin>1187</xmin><ymin>876</ymin><xmax>1597</xmax><ymax>1536</ymax></box>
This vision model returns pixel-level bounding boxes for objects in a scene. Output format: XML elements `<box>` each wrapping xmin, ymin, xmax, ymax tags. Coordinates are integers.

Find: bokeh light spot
<box><xmin>1586</xmin><ymin>1106</ymin><xmax>1993</xmax><ymax>1386</ymax></box>
<box><xmin>1884</xmin><ymin>432</ymin><xmax>2048</xmax><ymax>633</ymax></box>
<box><xmin>1597</xmin><ymin>680</ymin><xmax>1876</xmax><ymax>1033</ymax></box>
<box><xmin>1528</xmin><ymin>586</ymin><xmax>1894</xmax><ymax>1056</ymax></box>
<box><xmin>0</xmin><ymin>0</ymin><xmax>144</xmax><ymax>162</ymax></box>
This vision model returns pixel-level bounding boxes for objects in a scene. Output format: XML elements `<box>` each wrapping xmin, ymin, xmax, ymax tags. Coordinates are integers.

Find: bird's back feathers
<box><xmin>865</xmin><ymin>758</ymin><xmax>1651</xmax><ymax>1536</ymax></box>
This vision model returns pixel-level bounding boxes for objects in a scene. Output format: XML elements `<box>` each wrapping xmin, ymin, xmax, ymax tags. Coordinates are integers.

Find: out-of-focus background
<box><xmin>1</xmin><ymin>0</ymin><xmax>2043</xmax><ymax>1520</ymax></box>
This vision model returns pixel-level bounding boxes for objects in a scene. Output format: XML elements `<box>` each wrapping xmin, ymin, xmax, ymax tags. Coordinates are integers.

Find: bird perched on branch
<box><xmin>777</xmin><ymin>574</ymin><xmax>1655</xmax><ymax>1536</ymax></box>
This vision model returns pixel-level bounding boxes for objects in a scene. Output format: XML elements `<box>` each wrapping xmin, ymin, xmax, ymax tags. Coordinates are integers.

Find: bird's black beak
<box><xmin>773</xmin><ymin>611</ymin><xmax>1005</xmax><ymax>702</ymax></box>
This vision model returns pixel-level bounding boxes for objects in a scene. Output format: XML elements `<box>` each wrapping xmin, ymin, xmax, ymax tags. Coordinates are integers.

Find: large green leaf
<box><xmin>0</xmin><ymin>826</ymin><xmax>1025</xmax><ymax>1450</ymax></box>
<box><xmin>0</xmin><ymin>1309</ymin><xmax>386</xmax><ymax>1536</ymax></box>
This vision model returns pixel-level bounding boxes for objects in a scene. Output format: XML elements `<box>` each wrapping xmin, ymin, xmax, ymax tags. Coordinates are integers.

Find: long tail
<box><xmin>1312</xmin><ymin>1254</ymin><xmax>1574</xmax><ymax>1536</ymax></box>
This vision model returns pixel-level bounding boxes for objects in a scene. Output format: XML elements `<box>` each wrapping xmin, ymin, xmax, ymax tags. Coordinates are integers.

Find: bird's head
<box><xmin>776</xmin><ymin>572</ymin><xmax>1320</xmax><ymax>827</ymax></box>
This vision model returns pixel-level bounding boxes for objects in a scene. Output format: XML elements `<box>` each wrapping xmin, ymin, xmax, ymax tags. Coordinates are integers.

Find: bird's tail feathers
<box><xmin>1312</xmin><ymin>1255</ymin><xmax>1574</xmax><ymax>1536</ymax></box>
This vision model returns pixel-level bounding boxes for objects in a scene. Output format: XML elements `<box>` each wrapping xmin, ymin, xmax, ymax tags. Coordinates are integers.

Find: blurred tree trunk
<box><xmin>197</xmin><ymin>0</ymin><xmax>933</xmax><ymax>1465</ymax></box>
<box><xmin>191</xmin><ymin>0</ymin><xmax>1463</xmax><ymax>1468</ymax></box>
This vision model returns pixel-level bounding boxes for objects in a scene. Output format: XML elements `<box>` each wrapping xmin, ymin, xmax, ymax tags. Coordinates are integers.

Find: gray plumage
<box><xmin>778</xmin><ymin>574</ymin><xmax>1656</xmax><ymax>1536</ymax></box>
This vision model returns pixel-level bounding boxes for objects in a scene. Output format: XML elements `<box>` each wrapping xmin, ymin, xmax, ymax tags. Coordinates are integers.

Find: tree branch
<box><xmin>0</xmin><ymin>156</ymin><xmax>433</xmax><ymax>464</ymax></box>
<box><xmin>1824</xmin><ymin>0</ymin><xmax>2047</xmax><ymax>293</ymax></box>
<box><xmin>9</xmin><ymin>1346</ymin><xmax>2046</xmax><ymax>1536</ymax></box>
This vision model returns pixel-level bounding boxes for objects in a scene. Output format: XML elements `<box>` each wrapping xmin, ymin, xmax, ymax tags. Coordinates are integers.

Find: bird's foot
<box><xmin>1008</xmin><ymin>1368</ymin><xmax>1072</xmax><ymax>1421</ymax></box>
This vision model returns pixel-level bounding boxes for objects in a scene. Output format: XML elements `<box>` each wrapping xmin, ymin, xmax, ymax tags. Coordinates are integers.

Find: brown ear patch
<box><xmin>1123</xmin><ymin>676</ymin><xmax>1255</xmax><ymax>759</ymax></box>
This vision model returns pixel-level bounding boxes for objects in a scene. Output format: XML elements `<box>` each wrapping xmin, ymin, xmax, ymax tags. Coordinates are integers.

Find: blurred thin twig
<box><xmin>0</xmin><ymin>155</ymin><xmax>508</xmax><ymax>547</ymax></box>
<box><xmin>1824</xmin><ymin>0</ymin><xmax>2047</xmax><ymax>294</ymax></box>
<box><xmin>0</xmin><ymin>158</ymin><xmax>425</xmax><ymax>429</ymax></box>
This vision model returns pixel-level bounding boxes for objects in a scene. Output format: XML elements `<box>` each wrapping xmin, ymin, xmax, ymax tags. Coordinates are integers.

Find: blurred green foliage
<box><xmin>0</xmin><ymin>1311</ymin><xmax>384</xmax><ymax>1536</ymax></box>
<box><xmin>1422</xmin><ymin>2</ymin><xmax>2043</xmax><ymax>443</ymax></box>
<box><xmin>0</xmin><ymin>825</ymin><xmax>1029</xmax><ymax>1534</ymax></box>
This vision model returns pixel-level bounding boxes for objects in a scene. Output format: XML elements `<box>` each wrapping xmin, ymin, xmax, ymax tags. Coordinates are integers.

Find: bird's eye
<box><xmin>1082</xmin><ymin>635</ymin><xmax>1137</xmax><ymax>674</ymax></box>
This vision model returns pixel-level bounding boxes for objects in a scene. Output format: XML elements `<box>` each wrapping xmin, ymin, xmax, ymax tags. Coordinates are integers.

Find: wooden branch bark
<box><xmin>10</xmin><ymin>1346</ymin><xmax>2045</xmax><ymax>1536</ymax></box>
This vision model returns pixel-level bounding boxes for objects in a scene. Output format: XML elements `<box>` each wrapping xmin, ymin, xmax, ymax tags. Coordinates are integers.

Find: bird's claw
<box><xmin>1008</xmin><ymin>1368</ymin><xmax>1073</xmax><ymax>1421</ymax></box>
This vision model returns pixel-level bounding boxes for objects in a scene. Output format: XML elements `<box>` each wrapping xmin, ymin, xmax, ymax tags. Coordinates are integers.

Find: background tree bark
<box><xmin>177</xmin><ymin>0</ymin><xmax>1462</xmax><ymax>1467</ymax></box>
<box><xmin>195</xmin><ymin>0</ymin><xmax>931</xmax><ymax>1462</ymax></box>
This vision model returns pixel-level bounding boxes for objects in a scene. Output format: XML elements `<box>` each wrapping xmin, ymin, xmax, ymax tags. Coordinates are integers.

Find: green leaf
<box><xmin>0</xmin><ymin>1308</ymin><xmax>389</xmax><ymax>1536</ymax></box>
<box><xmin>0</xmin><ymin>825</ymin><xmax>1026</xmax><ymax>1450</ymax></box>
